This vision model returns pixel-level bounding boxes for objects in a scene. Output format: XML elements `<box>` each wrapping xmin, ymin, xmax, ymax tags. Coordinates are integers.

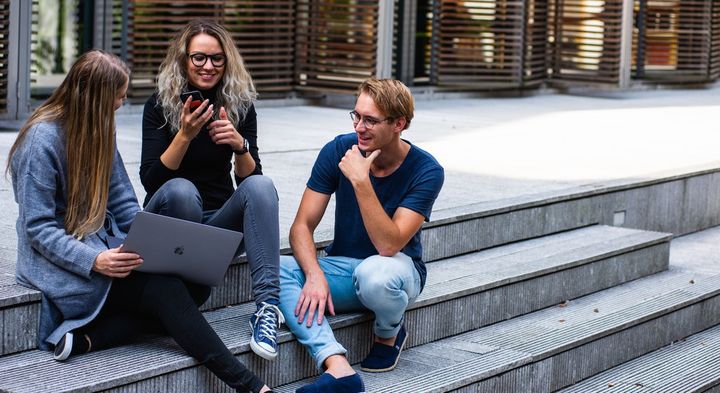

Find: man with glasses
<box><xmin>278</xmin><ymin>78</ymin><xmax>444</xmax><ymax>392</ymax></box>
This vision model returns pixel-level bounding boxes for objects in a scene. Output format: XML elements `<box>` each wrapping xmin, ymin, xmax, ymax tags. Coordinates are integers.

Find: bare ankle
<box><xmin>324</xmin><ymin>355</ymin><xmax>355</xmax><ymax>378</ymax></box>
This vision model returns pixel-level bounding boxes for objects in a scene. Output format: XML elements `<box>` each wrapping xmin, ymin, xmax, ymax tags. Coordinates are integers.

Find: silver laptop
<box><xmin>120</xmin><ymin>211</ymin><xmax>243</xmax><ymax>286</ymax></box>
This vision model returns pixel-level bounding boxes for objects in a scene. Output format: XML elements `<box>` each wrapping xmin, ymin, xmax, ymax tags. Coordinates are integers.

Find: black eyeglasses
<box><xmin>188</xmin><ymin>52</ymin><xmax>226</xmax><ymax>68</ymax></box>
<box><xmin>349</xmin><ymin>110</ymin><xmax>392</xmax><ymax>130</ymax></box>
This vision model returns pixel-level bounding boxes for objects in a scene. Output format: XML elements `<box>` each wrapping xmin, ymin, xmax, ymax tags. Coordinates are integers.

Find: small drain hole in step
<box><xmin>613</xmin><ymin>210</ymin><xmax>626</xmax><ymax>226</ymax></box>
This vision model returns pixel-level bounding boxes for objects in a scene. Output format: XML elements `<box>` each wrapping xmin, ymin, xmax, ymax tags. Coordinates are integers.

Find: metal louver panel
<box><xmin>711</xmin><ymin>1</ymin><xmax>720</xmax><ymax>79</ymax></box>
<box><xmin>127</xmin><ymin>0</ymin><xmax>295</xmax><ymax>101</ymax></box>
<box><xmin>30</xmin><ymin>0</ymin><xmax>39</xmax><ymax>91</ymax></box>
<box><xmin>0</xmin><ymin>0</ymin><xmax>8</xmax><ymax>113</ymax></box>
<box><xmin>634</xmin><ymin>0</ymin><xmax>715</xmax><ymax>82</ymax></box>
<box><xmin>295</xmin><ymin>0</ymin><xmax>378</xmax><ymax>92</ymax></box>
<box><xmin>550</xmin><ymin>0</ymin><xmax>624</xmax><ymax>84</ymax></box>
<box><xmin>435</xmin><ymin>0</ymin><xmax>526</xmax><ymax>89</ymax></box>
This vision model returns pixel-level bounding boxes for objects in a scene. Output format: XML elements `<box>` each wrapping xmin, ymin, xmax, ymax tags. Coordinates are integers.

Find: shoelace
<box><xmin>254</xmin><ymin>303</ymin><xmax>285</xmax><ymax>341</ymax></box>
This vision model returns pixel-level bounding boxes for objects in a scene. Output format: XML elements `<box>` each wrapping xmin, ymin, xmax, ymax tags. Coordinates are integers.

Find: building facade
<box><xmin>1</xmin><ymin>0</ymin><xmax>719</xmax><ymax>119</ymax></box>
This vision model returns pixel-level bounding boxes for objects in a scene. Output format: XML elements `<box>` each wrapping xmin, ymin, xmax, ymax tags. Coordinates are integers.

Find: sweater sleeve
<box><xmin>15</xmin><ymin>128</ymin><xmax>100</xmax><ymax>278</ymax></box>
<box><xmin>140</xmin><ymin>95</ymin><xmax>178</xmax><ymax>195</ymax></box>
<box><xmin>234</xmin><ymin>104</ymin><xmax>263</xmax><ymax>185</ymax></box>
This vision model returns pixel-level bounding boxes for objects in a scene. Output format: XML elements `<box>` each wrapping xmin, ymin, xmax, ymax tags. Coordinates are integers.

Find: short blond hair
<box><xmin>357</xmin><ymin>78</ymin><xmax>414</xmax><ymax>130</ymax></box>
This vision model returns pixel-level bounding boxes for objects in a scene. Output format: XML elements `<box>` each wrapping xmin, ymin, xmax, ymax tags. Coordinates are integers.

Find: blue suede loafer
<box><xmin>360</xmin><ymin>325</ymin><xmax>407</xmax><ymax>372</ymax></box>
<box><xmin>296</xmin><ymin>372</ymin><xmax>365</xmax><ymax>393</ymax></box>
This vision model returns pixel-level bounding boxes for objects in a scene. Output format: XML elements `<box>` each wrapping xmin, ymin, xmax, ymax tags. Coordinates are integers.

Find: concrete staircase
<box><xmin>0</xmin><ymin>167</ymin><xmax>719</xmax><ymax>392</ymax></box>
<box><xmin>558</xmin><ymin>323</ymin><xmax>720</xmax><ymax>392</ymax></box>
<box><xmin>278</xmin><ymin>268</ymin><xmax>720</xmax><ymax>392</ymax></box>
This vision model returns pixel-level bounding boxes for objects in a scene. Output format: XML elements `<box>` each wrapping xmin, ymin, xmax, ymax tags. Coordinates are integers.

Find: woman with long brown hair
<box><xmin>8</xmin><ymin>50</ymin><xmax>273</xmax><ymax>393</ymax></box>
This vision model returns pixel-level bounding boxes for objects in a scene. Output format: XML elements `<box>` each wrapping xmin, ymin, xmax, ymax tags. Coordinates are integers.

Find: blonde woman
<box><xmin>9</xmin><ymin>50</ymin><xmax>273</xmax><ymax>393</ymax></box>
<box><xmin>141</xmin><ymin>20</ymin><xmax>282</xmax><ymax>362</ymax></box>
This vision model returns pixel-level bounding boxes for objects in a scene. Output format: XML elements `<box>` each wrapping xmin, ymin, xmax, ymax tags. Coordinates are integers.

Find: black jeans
<box><xmin>78</xmin><ymin>272</ymin><xmax>264</xmax><ymax>393</ymax></box>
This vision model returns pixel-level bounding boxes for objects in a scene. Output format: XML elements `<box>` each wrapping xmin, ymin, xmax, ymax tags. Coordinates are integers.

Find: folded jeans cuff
<box><xmin>314</xmin><ymin>342</ymin><xmax>348</xmax><ymax>370</ymax></box>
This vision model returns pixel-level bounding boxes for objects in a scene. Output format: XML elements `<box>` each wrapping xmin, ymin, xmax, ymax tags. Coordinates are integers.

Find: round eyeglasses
<box><xmin>349</xmin><ymin>110</ymin><xmax>392</xmax><ymax>130</ymax></box>
<box><xmin>188</xmin><ymin>52</ymin><xmax>226</xmax><ymax>68</ymax></box>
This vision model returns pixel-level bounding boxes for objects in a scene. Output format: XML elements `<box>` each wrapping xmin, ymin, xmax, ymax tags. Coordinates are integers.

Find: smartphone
<box><xmin>180</xmin><ymin>90</ymin><xmax>204</xmax><ymax>112</ymax></box>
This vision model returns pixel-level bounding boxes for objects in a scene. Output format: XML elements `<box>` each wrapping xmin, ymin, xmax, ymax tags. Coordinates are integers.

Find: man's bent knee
<box><xmin>353</xmin><ymin>254</ymin><xmax>417</xmax><ymax>307</ymax></box>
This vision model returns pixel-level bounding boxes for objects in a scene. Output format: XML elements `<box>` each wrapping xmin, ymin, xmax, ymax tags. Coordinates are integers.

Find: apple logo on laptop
<box><xmin>174</xmin><ymin>246</ymin><xmax>184</xmax><ymax>256</ymax></box>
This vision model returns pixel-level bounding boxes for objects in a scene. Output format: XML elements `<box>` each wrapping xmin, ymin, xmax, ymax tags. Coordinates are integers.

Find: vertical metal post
<box><xmin>618</xmin><ymin>0</ymin><xmax>635</xmax><ymax>88</ymax></box>
<box><xmin>53</xmin><ymin>0</ymin><xmax>65</xmax><ymax>73</ymax></box>
<box><xmin>518</xmin><ymin>0</ymin><xmax>527</xmax><ymax>85</ymax></box>
<box><xmin>635</xmin><ymin>0</ymin><xmax>646</xmax><ymax>79</ymax></box>
<box><xmin>396</xmin><ymin>0</ymin><xmax>417</xmax><ymax>85</ymax></box>
<box><xmin>93</xmin><ymin>0</ymin><xmax>112</xmax><ymax>50</ymax></box>
<box><xmin>6</xmin><ymin>0</ymin><xmax>32</xmax><ymax>119</ymax></box>
<box><xmin>429</xmin><ymin>0</ymin><xmax>439</xmax><ymax>85</ymax></box>
<box><xmin>80</xmin><ymin>0</ymin><xmax>94</xmax><ymax>53</ymax></box>
<box><xmin>552</xmin><ymin>0</ymin><xmax>564</xmax><ymax>79</ymax></box>
<box><xmin>375</xmin><ymin>0</ymin><xmax>395</xmax><ymax>79</ymax></box>
<box><xmin>121</xmin><ymin>0</ymin><xmax>129</xmax><ymax>61</ymax></box>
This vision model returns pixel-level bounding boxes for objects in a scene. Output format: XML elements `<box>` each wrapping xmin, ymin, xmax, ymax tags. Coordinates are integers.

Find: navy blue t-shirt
<box><xmin>307</xmin><ymin>133</ymin><xmax>444</xmax><ymax>289</ymax></box>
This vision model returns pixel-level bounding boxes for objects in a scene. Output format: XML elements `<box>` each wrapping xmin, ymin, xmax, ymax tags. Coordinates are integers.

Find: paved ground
<box><xmin>1</xmin><ymin>86</ymin><xmax>719</xmax><ymax>276</ymax></box>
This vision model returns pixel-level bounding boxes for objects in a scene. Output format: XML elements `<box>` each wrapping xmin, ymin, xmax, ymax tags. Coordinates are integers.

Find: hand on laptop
<box><xmin>92</xmin><ymin>247</ymin><xmax>143</xmax><ymax>278</ymax></box>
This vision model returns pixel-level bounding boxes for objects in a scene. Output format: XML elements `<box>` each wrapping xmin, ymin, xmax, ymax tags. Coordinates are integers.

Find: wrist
<box><xmin>305</xmin><ymin>267</ymin><xmax>325</xmax><ymax>280</ymax></box>
<box><xmin>233</xmin><ymin>137</ymin><xmax>249</xmax><ymax>155</ymax></box>
<box><xmin>350</xmin><ymin>175</ymin><xmax>371</xmax><ymax>189</ymax></box>
<box><xmin>175</xmin><ymin>129</ymin><xmax>193</xmax><ymax>144</ymax></box>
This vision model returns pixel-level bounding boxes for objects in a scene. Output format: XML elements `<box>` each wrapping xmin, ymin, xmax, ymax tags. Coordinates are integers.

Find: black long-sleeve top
<box><xmin>140</xmin><ymin>90</ymin><xmax>262</xmax><ymax>211</ymax></box>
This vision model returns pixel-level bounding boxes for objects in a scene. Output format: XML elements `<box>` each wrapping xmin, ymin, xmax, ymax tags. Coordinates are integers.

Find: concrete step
<box><xmin>0</xmin><ymin>225</ymin><xmax>670</xmax><ymax>392</ymax></box>
<box><xmin>276</xmin><ymin>269</ymin><xmax>720</xmax><ymax>392</ymax></box>
<box><xmin>0</xmin><ymin>198</ymin><xmax>670</xmax><ymax>358</ymax></box>
<box><xmin>558</xmin><ymin>324</ymin><xmax>720</xmax><ymax>393</ymax></box>
<box><xmin>3</xmin><ymin>162</ymin><xmax>719</xmax><ymax>357</ymax></box>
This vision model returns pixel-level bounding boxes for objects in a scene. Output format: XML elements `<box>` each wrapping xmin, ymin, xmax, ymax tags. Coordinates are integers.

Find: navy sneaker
<box><xmin>53</xmin><ymin>332</ymin><xmax>74</xmax><ymax>361</ymax></box>
<box><xmin>360</xmin><ymin>325</ymin><xmax>407</xmax><ymax>372</ymax></box>
<box><xmin>249</xmin><ymin>302</ymin><xmax>285</xmax><ymax>360</ymax></box>
<box><xmin>296</xmin><ymin>373</ymin><xmax>365</xmax><ymax>393</ymax></box>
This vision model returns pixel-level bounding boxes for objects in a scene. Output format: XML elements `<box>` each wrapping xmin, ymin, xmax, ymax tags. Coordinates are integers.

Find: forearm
<box><xmin>27</xmin><ymin>220</ymin><xmax>101</xmax><ymax>277</ymax></box>
<box><xmin>353</xmin><ymin>179</ymin><xmax>403</xmax><ymax>256</ymax></box>
<box><xmin>159</xmin><ymin>131</ymin><xmax>192</xmax><ymax>170</ymax></box>
<box><xmin>289</xmin><ymin>223</ymin><xmax>324</xmax><ymax>278</ymax></box>
<box><xmin>233</xmin><ymin>151</ymin><xmax>256</xmax><ymax>178</ymax></box>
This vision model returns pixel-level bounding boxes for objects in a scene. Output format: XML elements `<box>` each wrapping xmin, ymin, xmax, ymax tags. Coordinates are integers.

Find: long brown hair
<box><xmin>156</xmin><ymin>19</ymin><xmax>256</xmax><ymax>134</ymax></box>
<box><xmin>7</xmin><ymin>50</ymin><xmax>130</xmax><ymax>239</ymax></box>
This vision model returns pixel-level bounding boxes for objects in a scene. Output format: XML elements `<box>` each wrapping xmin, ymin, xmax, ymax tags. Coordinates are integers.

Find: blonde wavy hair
<box><xmin>7</xmin><ymin>50</ymin><xmax>130</xmax><ymax>239</ymax></box>
<box><xmin>156</xmin><ymin>20</ymin><xmax>256</xmax><ymax>133</ymax></box>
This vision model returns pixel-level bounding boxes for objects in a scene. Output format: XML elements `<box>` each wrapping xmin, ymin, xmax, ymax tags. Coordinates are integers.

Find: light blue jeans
<box><xmin>145</xmin><ymin>176</ymin><xmax>280</xmax><ymax>305</ymax></box>
<box><xmin>278</xmin><ymin>253</ymin><xmax>421</xmax><ymax>369</ymax></box>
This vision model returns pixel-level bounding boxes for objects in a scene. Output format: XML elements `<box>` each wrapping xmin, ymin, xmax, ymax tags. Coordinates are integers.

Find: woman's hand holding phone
<box><xmin>179</xmin><ymin>95</ymin><xmax>214</xmax><ymax>140</ymax></box>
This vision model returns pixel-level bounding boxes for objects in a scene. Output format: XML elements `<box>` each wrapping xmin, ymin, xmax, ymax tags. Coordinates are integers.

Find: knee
<box><xmin>154</xmin><ymin>178</ymin><xmax>202</xmax><ymax>221</ymax></box>
<box><xmin>162</xmin><ymin>178</ymin><xmax>200</xmax><ymax>198</ymax></box>
<box><xmin>353</xmin><ymin>255</ymin><xmax>414</xmax><ymax>308</ymax></box>
<box><xmin>238</xmin><ymin>175</ymin><xmax>278</xmax><ymax>206</ymax></box>
<box><xmin>353</xmin><ymin>256</ymin><xmax>398</xmax><ymax>297</ymax></box>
